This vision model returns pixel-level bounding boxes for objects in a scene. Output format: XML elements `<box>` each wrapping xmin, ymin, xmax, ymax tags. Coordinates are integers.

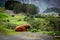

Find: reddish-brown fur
<box><xmin>15</xmin><ymin>24</ymin><xmax>30</xmax><ymax>32</ymax></box>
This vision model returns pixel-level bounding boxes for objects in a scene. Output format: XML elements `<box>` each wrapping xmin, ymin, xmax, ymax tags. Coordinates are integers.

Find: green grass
<box><xmin>38</xmin><ymin>31</ymin><xmax>60</xmax><ymax>36</ymax></box>
<box><xmin>14</xmin><ymin>14</ymin><xmax>25</xmax><ymax>19</ymax></box>
<box><xmin>0</xmin><ymin>7</ymin><xmax>5</xmax><ymax>11</ymax></box>
<box><xmin>38</xmin><ymin>30</ymin><xmax>60</xmax><ymax>39</ymax></box>
<box><xmin>34</xmin><ymin>18</ymin><xmax>46</xmax><ymax>21</ymax></box>
<box><xmin>0</xmin><ymin>12</ymin><xmax>12</xmax><ymax>20</ymax></box>
<box><xmin>0</xmin><ymin>12</ymin><xmax>28</xmax><ymax>35</ymax></box>
<box><xmin>0</xmin><ymin>24</ymin><xmax>22</xmax><ymax>35</ymax></box>
<box><xmin>55</xmin><ymin>31</ymin><xmax>60</xmax><ymax>36</ymax></box>
<box><xmin>56</xmin><ymin>38</ymin><xmax>60</xmax><ymax>40</ymax></box>
<box><xmin>8</xmin><ymin>20</ymin><xmax>27</xmax><ymax>25</ymax></box>
<box><xmin>0</xmin><ymin>11</ymin><xmax>60</xmax><ymax>36</ymax></box>
<box><xmin>38</xmin><ymin>31</ymin><xmax>54</xmax><ymax>35</ymax></box>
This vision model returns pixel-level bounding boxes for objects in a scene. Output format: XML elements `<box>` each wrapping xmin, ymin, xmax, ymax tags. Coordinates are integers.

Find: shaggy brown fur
<box><xmin>15</xmin><ymin>24</ymin><xmax>31</xmax><ymax>32</ymax></box>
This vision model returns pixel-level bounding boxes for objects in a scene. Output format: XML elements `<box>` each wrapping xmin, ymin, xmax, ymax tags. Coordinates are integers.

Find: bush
<box><xmin>5</xmin><ymin>23</ymin><xmax>17</xmax><ymax>29</ymax></box>
<box><xmin>28</xmin><ymin>28</ymin><xmax>38</xmax><ymax>32</ymax></box>
<box><xmin>24</xmin><ymin>16</ymin><xmax>58</xmax><ymax>32</ymax></box>
<box><xmin>45</xmin><ymin>17</ymin><xmax>60</xmax><ymax>31</ymax></box>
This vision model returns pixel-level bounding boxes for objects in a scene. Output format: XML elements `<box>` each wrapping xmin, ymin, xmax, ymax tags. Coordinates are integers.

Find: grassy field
<box><xmin>0</xmin><ymin>11</ymin><xmax>60</xmax><ymax>40</ymax></box>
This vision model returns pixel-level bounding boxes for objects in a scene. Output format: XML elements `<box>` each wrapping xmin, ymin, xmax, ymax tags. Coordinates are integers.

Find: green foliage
<box><xmin>0</xmin><ymin>11</ymin><xmax>60</xmax><ymax>36</ymax></box>
<box><xmin>13</xmin><ymin>3</ymin><xmax>22</xmax><ymax>13</ymax></box>
<box><xmin>27</xmin><ymin>4</ymin><xmax>39</xmax><ymax>15</ymax></box>
<box><xmin>13</xmin><ymin>3</ymin><xmax>39</xmax><ymax>15</ymax></box>
<box><xmin>24</xmin><ymin>16</ymin><xmax>34</xmax><ymax>21</ymax></box>
<box><xmin>45</xmin><ymin>17</ymin><xmax>60</xmax><ymax>31</ymax></box>
<box><xmin>22</xmin><ymin>4</ymin><xmax>39</xmax><ymax>15</ymax></box>
<box><xmin>35</xmin><ymin>14</ymin><xmax>45</xmax><ymax>18</ymax></box>
<box><xmin>5</xmin><ymin>23</ymin><xmax>17</xmax><ymax>29</ymax></box>
<box><xmin>5</xmin><ymin>20</ymin><xmax>27</xmax><ymax>29</ymax></box>
<box><xmin>0</xmin><ymin>12</ymin><xmax>12</xmax><ymax>20</ymax></box>
<box><xmin>28</xmin><ymin>29</ymin><xmax>39</xmax><ymax>32</ymax></box>
<box><xmin>5</xmin><ymin>1</ymin><xmax>21</xmax><ymax>10</ymax></box>
<box><xmin>0</xmin><ymin>23</ymin><xmax>17</xmax><ymax>35</ymax></box>
<box><xmin>5</xmin><ymin>1</ymin><xmax>39</xmax><ymax>15</ymax></box>
<box><xmin>39</xmin><ymin>31</ymin><xmax>54</xmax><ymax>35</ymax></box>
<box><xmin>24</xmin><ymin>15</ymin><xmax>60</xmax><ymax>32</ymax></box>
<box><xmin>0</xmin><ymin>24</ymin><xmax>4</xmax><ymax>32</ymax></box>
<box><xmin>22</xmin><ymin>4</ymin><xmax>27</xmax><ymax>13</ymax></box>
<box><xmin>55</xmin><ymin>31</ymin><xmax>60</xmax><ymax>36</ymax></box>
<box><xmin>0</xmin><ymin>7</ymin><xmax>5</xmax><ymax>11</ymax></box>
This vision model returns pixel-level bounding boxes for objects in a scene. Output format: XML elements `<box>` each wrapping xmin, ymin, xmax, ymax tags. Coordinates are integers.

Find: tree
<box><xmin>22</xmin><ymin>4</ymin><xmax>27</xmax><ymax>13</ymax></box>
<box><xmin>13</xmin><ymin>3</ymin><xmax>22</xmax><ymax>13</ymax></box>
<box><xmin>13</xmin><ymin>3</ymin><xmax>39</xmax><ymax>15</ymax></box>
<box><xmin>5</xmin><ymin>0</ymin><xmax>39</xmax><ymax>15</ymax></box>
<box><xmin>28</xmin><ymin>4</ymin><xmax>39</xmax><ymax>15</ymax></box>
<box><xmin>5</xmin><ymin>0</ymin><xmax>21</xmax><ymax>10</ymax></box>
<box><xmin>22</xmin><ymin>4</ymin><xmax>39</xmax><ymax>15</ymax></box>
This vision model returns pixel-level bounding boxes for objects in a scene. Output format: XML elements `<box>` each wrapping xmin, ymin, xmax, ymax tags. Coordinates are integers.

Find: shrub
<box><xmin>5</xmin><ymin>23</ymin><xmax>17</xmax><ymax>29</ymax></box>
<box><xmin>45</xmin><ymin>17</ymin><xmax>60</xmax><ymax>31</ymax></box>
<box><xmin>24</xmin><ymin>16</ymin><xmax>58</xmax><ymax>32</ymax></box>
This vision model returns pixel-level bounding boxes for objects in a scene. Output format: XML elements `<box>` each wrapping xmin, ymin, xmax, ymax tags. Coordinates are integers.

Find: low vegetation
<box><xmin>0</xmin><ymin>0</ymin><xmax>60</xmax><ymax>40</ymax></box>
<box><xmin>0</xmin><ymin>11</ymin><xmax>60</xmax><ymax>36</ymax></box>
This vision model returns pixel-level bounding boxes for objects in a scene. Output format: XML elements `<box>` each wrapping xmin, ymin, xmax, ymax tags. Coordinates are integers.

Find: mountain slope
<box><xmin>43</xmin><ymin>8</ymin><xmax>60</xmax><ymax>13</ymax></box>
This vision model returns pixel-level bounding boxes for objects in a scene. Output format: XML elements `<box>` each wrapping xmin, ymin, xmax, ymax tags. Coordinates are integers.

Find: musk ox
<box><xmin>15</xmin><ymin>24</ymin><xmax>31</xmax><ymax>32</ymax></box>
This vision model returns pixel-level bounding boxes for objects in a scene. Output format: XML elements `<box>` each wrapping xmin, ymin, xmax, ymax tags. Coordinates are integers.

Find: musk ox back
<box><xmin>15</xmin><ymin>24</ymin><xmax>31</xmax><ymax>32</ymax></box>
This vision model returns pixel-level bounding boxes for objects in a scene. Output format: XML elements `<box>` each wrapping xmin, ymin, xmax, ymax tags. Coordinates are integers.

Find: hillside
<box><xmin>43</xmin><ymin>8</ymin><xmax>60</xmax><ymax>13</ymax></box>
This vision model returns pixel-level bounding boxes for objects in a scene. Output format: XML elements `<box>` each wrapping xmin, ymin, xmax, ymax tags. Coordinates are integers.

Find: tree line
<box><xmin>5</xmin><ymin>0</ymin><xmax>39</xmax><ymax>15</ymax></box>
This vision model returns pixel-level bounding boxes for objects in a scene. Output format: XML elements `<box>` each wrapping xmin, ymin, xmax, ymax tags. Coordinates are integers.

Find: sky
<box><xmin>17</xmin><ymin>0</ymin><xmax>60</xmax><ymax>12</ymax></box>
<box><xmin>0</xmin><ymin>0</ymin><xmax>60</xmax><ymax>12</ymax></box>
